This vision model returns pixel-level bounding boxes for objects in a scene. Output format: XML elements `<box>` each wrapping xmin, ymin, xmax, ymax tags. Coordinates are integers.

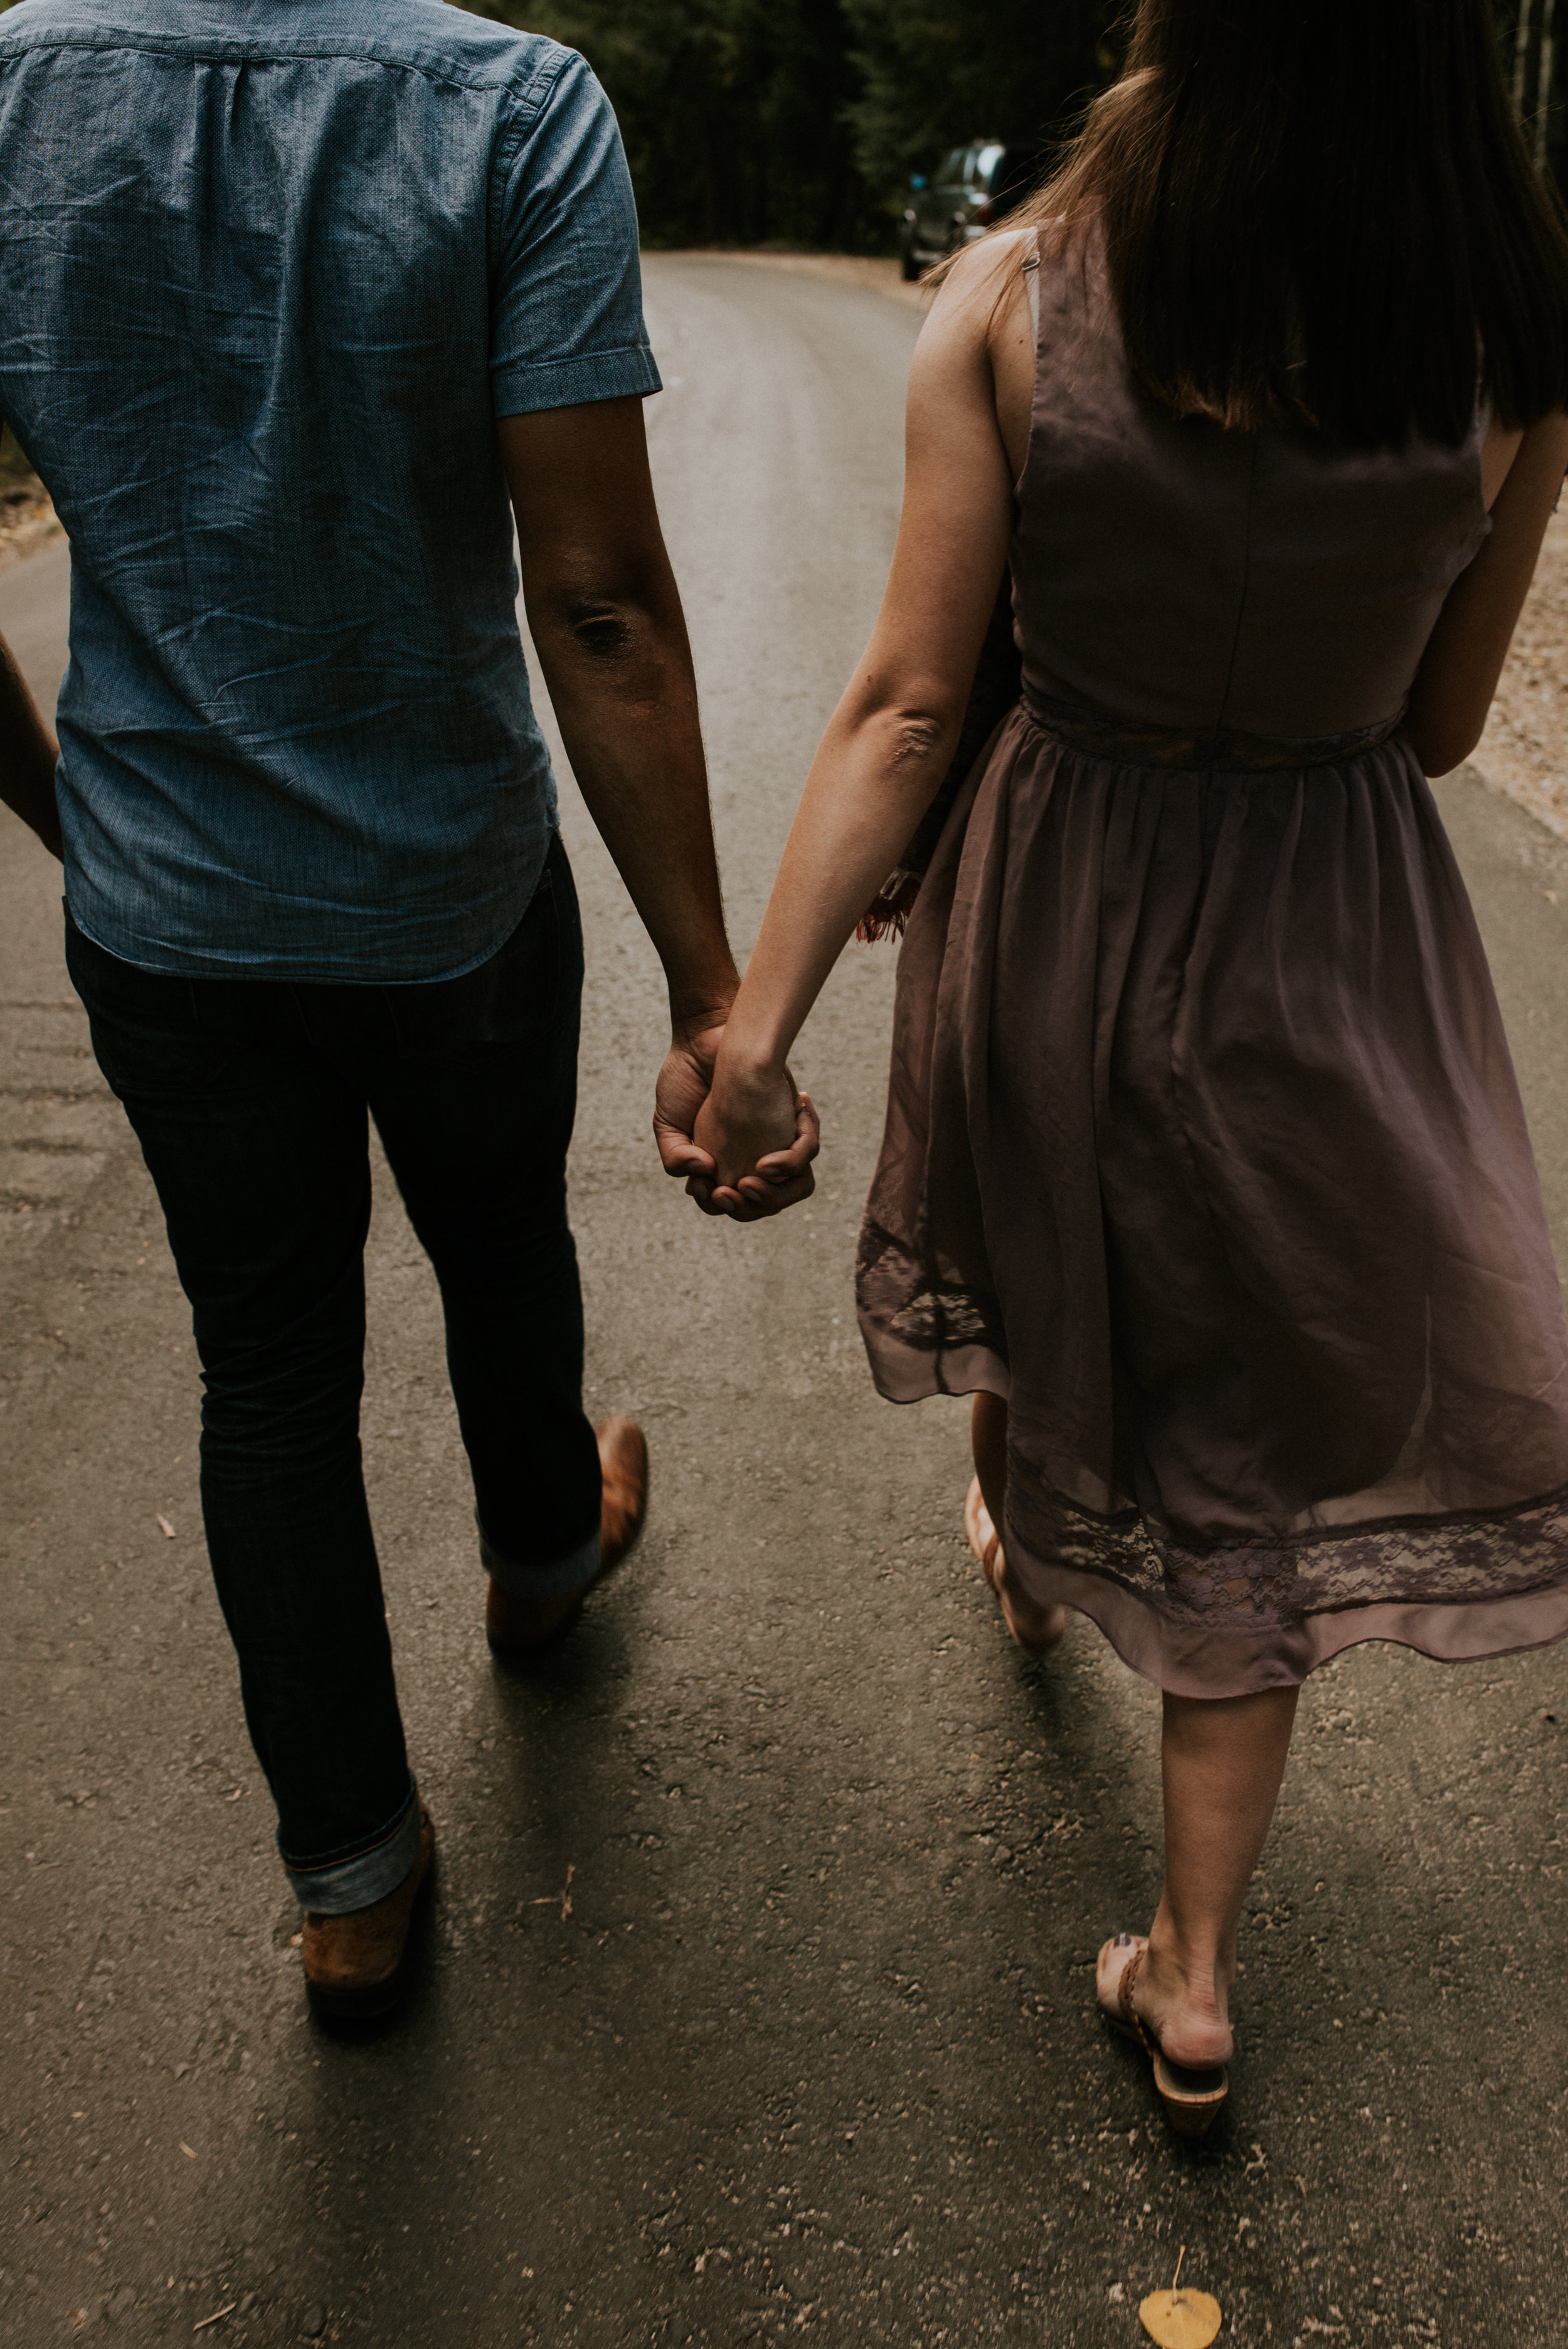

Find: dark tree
<box><xmin>841</xmin><ymin>0</ymin><xmax>1117</xmax><ymax>193</ymax></box>
<box><xmin>456</xmin><ymin>0</ymin><xmax>875</xmax><ymax>248</ymax></box>
<box><xmin>453</xmin><ymin>2</ymin><xmax>1564</xmax><ymax>248</ymax></box>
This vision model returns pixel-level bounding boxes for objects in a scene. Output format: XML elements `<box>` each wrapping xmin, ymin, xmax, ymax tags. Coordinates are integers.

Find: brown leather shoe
<box><xmin>301</xmin><ymin>1803</ymin><xmax>435</xmax><ymax>2025</ymax></box>
<box><xmin>485</xmin><ymin>1415</ymin><xmax>649</xmax><ymax>1663</ymax></box>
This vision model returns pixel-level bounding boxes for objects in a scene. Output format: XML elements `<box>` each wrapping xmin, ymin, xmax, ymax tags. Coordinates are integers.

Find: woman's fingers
<box><xmin>724</xmin><ymin>1091</ymin><xmax>820</xmax><ymax>1217</ymax></box>
<box><xmin>687</xmin><ymin>1077</ymin><xmax>820</xmax><ymax>1220</ymax></box>
<box><xmin>756</xmin><ymin>1090</ymin><xmax>820</xmax><ymax>1182</ymax></box>
<box><xmin>728</xmin><ymin>1090</ymin><xmax>821</xmax><ymax>1211</ymax></box>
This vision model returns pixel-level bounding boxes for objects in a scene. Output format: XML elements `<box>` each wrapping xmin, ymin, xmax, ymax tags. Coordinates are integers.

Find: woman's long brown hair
<box><xmin>999</xmin><ymin>0</ymin><xmax>1568</xmax><ymax>447</ymax></box>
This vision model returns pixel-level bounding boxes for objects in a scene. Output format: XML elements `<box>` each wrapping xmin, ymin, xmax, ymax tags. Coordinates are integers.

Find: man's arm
<box><xmin>499</xmin><ymin>394</ymin><xmax>812</xmax><ymax>1205</ymax></box>
<box><xmin>0</xmin><ymin>627</ymin><xmax>62</xmax><ymax>857</ymax></box>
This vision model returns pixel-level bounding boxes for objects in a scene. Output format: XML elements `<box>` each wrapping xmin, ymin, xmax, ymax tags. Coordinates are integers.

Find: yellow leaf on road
<box><xmin>1139</xmin><ymin>2286</ymin><xmax>1222</xmax><ymax>2348</ymax></box>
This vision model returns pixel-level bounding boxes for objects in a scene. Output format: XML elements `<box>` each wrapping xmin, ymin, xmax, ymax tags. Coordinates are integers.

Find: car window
<box><xmin>977</xmin><ymin>144</ymin><xmax>1005</xmax><ymax>191</ymax></box>
<box><xmin>936</xmin><ymin>149</ymin><xmax>967</xmax><ymax>186</ymax></box>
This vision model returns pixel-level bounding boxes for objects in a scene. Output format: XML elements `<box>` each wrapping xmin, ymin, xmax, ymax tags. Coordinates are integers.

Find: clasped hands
<box><xmin>654</xmin><ymin>1014</ymin><xmax>819</xmax><ymax>1221</ymax></box>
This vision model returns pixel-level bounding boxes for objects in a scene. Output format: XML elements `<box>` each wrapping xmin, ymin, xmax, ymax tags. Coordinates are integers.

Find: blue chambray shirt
<box><xmin>0</xmin><ymin>0</ymin><xmax>661</xmax><ymax>980</ymax></box>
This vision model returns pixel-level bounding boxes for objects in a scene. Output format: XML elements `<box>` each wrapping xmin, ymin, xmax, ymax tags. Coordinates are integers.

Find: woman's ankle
<box><xmin>1139</xmin><ymin>1927</ymin><xmax>1234</xmax><ymax>2064</ymax></box>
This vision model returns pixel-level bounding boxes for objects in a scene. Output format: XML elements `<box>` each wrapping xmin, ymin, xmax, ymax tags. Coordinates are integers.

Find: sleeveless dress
<box><xmin>856</xmin><ymin>233</ymin><xmax>1568</xmax><ymax>1697</ymax></box>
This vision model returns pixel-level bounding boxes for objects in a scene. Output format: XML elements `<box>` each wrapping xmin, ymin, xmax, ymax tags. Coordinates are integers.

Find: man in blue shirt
<box><xmin>0</xmin><ymin>0</ymin><xmax>813</xmax><ymax>2020</ymax></box>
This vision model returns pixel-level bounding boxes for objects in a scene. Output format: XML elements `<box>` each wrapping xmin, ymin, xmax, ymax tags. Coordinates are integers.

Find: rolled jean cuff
<box><xmin>479</xmin><ymin>1517</ymin><xmax>601</xmax><ymax>1601</ymax></box>
<box><xmin>283</xmin><ymin>1779</ymin><xmax>421</xmax><ymax>1915</ymax></box>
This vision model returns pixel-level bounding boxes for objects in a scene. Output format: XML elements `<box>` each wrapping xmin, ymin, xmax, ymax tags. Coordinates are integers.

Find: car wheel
<box><xmin>900</xmin><ymin>245</ymin><xmax>921</xmax><ymax>282</ymax></box>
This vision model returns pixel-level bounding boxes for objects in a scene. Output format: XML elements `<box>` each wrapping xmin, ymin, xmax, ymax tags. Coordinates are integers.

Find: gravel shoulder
<box><xmin>0</xmin><ymin>481</ymin><xmax>60</xmax><ymax>574</ymax></box>
<box><xmin>674</xmin><ymin>248</ymin><xmax>928</xmax><ymax>309</ymax></box>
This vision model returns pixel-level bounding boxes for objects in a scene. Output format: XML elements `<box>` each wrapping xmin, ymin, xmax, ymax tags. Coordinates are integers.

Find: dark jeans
<box><xmin>66</xmin><ymin>834</ymin><xmax>602</xmax><ymax>1906</ymax></box>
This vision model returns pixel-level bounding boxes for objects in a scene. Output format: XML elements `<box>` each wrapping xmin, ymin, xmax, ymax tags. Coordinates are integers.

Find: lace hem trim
<box><xmin>1007</xmin><ymin>1461</ymin><xmax>1568</xmax><ymax>1628</ymax></box>
<box><xmin>857</xmin><ymin>1223</ymin><xmax>1009</xmax><ymax>1360</ymax></box>
<box><xmin>859</xmin><ymin>1234</ymin><xmax>1568</xmax><ymax>1623</ymax></box>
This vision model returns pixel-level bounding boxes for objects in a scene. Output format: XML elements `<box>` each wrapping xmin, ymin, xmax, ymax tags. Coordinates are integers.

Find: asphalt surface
<box><xmin>4</xmin><ymin>255</ymin><xmax>1567</xmax><ymax>2349</ymax></box>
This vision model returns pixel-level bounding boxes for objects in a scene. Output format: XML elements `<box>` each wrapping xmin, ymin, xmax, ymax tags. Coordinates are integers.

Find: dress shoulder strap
<box><xmin>1024</xmin><ymin>226</ymin><xmax>1041</xmax><ymax>343</ymax></box>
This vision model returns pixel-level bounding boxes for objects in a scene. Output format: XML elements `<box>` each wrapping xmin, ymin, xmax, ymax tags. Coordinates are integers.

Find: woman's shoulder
<box><xmin>921</xmin><ymin>230</ymin><xmax>1038</xmax><ymax>359</ymax></box>
<box><xmin>934</xmin><ymin>229</ymin><xmax>1036</xmax><ymax>308</ymax></box>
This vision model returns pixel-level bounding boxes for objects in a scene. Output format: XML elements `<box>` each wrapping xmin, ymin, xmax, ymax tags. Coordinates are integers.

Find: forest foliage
<box><xmin>455</xmin><ymin>0</ymin><xmax>1117</xmax><ymax>247</ymax></box>
<box><xmin>454</xmin><ymin>0</ymin><xmax>1565</xmax><ymax>252</ymax></box>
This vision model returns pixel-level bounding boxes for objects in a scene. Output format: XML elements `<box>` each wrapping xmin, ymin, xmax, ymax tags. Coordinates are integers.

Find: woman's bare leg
<box><xmin>1101</xmin><ymin>1685</ymin><xmax>1299</xmax><ymax>2069</ymax></box>
<box><xmin>970</xmin><ymin>1392</ymin><xmax>1066</xmax><ymax>1646</ymax></box>
<box><xmin>978</xmin><ymin>1394</ymin><xmax>1294</xmax><ymax>2061</ymax></box>
<box><xmin>971</xmin><ymin>1389</ymin><xmax>1010</xmax><ymax>1532</ymax></box>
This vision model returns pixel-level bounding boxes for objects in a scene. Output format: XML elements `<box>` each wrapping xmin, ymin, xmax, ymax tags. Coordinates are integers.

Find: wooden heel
<box><xmin>1099</xmin><ymin>1936</ymin><xmax>1230</xmax><ymax>2136</ymax></box>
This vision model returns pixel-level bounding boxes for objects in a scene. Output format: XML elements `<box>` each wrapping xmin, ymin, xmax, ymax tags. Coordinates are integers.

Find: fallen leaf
<box><xmin>1139</xmin><ymin>2287</ymin><xmax>1222</xmax><ymax>2347</ymax></box>
<box><xmin>157</xmin><ymin>1514</ymin><xmax>175</xmax><ymax>1539</ymax></box>
<box><xmin>531</xmin><ymin>1862</ymin><xmax>575</xmax><ymax>1921</ymax></box>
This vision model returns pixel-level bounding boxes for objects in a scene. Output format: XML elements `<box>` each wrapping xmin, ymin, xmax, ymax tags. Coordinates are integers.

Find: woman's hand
<box><xmin>692</xmin><ymin>1057</ymin><xmax>820</xmax><ymax>1221</ymax></box>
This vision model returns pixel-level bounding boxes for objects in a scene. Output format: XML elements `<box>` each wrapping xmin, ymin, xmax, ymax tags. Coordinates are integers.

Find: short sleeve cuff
<box><xmin>492</xmin><ymin>342</ymin><xmax>662</xmax><ymax>418</ymax></box>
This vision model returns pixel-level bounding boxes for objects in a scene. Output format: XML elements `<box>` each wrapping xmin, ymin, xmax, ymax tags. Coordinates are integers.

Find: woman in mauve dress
<box><xmin>688</xmin><ymin>0</ymin><xmax>1568</xmax><ymax>2133</ymax></box>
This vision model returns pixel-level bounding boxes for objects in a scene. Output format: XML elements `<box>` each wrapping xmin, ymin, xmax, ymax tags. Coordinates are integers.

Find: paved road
<box><xmin>4</xmin><ymin>257</ymin><xmax>1567</xmax><ymax>2349</ymax></box>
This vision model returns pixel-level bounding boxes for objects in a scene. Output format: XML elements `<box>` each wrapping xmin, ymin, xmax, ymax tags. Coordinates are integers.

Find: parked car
<box><xmin>898</xmin><ymin>140</ymin><xmax>1039</xmax><ymax>280</ymax></box>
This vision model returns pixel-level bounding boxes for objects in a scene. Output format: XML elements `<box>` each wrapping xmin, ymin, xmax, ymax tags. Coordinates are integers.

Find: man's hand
<box><xmin>654</xmin><ymin>1012</ymin><xmax>729</xmax><ymax>1204</ymax></box>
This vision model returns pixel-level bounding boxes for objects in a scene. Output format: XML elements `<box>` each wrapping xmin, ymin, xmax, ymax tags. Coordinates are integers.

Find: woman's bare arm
<box><xmin>692</xmin><ymin>241</ymin><xmax>1022</xmax><ymax>1211</ymax></box>
<box><xmin>1405</xmin><ymin>411</ymin><xmax>1568</xmax><ymax>778</ymax></box>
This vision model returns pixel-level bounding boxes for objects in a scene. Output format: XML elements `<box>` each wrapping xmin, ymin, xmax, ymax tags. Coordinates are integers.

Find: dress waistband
<box><xmin>1018</xmin><ymin>686</ymin><xmax>1406</xmax><ymax>772</ymax></box>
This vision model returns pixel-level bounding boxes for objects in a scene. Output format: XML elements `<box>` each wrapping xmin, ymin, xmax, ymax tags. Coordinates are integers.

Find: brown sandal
<box><xmin>1099</xmin><ymin>1935</ymin><xmax>1229</xmax><ymax>2138</ymax></box>
<box><xmin>964</xmin><ymin>1477</ymin><xmax>1065</xmax><ymax>1655</ymax></box>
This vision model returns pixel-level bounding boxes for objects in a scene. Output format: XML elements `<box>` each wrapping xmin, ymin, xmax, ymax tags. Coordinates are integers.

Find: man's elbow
<box><xmin>559</xmin><ymin>593</ymin><xmax>641</xmax><ymax>662</ymax></box>
<box><xmin>524</xmin><ymin>543</ymin><xmax>678</xmax><ymax>665</ymax></box>
<box><xmin>527</xmin><ymin>579</ymin><xmax>666</xmax><ymax>669</ymax></box>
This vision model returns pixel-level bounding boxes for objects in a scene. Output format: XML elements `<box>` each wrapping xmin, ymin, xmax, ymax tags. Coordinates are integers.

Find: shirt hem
<box><xmin>492</xmin><ymin>346</ymin><xmax>662</xmax><ymax>417</ymax></box>
<box><xmin>64</xmin><ymin>864</ymin><xmax>551</xmax><ymax>987</ymax></box>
